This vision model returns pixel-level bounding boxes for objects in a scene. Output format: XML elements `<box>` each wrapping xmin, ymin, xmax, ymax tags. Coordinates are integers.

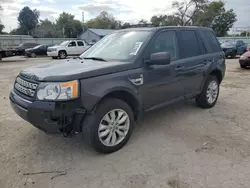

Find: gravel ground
<box><xmin>1</xmin><ymin>56</ymin><xmax>250</xmax><ymax>188</ymax></box>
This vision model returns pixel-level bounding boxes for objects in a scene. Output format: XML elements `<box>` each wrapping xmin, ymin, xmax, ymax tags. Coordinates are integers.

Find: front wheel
<box><xmin>196</xmin><ymin>76</ymin><xmax>219</xmax><ymax>108</ymax></box>
<box><xmin>83</xmin><ymin>98</ymin><xmax>135</xmax><ymax>153</ymax></box>
<box><xmin>31</xmin><ymin>52</ymin><xmax>36</xmax><ymax>58</ymax></box>
<box><xmin>58</xmin><ymin>51</ymin><xmax>67</xmax><ymax>59</ymax></box>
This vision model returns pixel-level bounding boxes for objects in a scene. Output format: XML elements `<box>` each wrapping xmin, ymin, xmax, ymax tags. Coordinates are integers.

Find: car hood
<box><xmin>16</xmin><ymin>46</ymin><xmax>24</xmax><ymax>50</ymax></box>
<box><xmin>48</xmin><ymin>45</ymin><xmax>60</xmax><ymax>49</ymax></box>
<box><xmin>242</xmin><ymin>51</ymin><xmax>250</xmax><ymax>57</ymax></box>
<box><xmin>20</xmin><ymin>59</ymin><xmax>133</xmax><ymax>81</ymax></box>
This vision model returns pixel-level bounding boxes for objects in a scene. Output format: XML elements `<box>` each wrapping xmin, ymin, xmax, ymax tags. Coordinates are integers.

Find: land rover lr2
<box><xmin>10</xmin><ymin>27</ymin><xmax>225</xmax><ymax>153</ymax></box>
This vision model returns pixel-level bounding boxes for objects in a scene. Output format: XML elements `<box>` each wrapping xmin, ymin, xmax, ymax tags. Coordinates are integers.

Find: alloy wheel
<box><xmin>98</xmin><ymin>109</ymin><xmax>130</xmax><ymax>147</ymax></box>
<box><xmin>206</xmin><ymin>80</ymin><xmax>218</xmax><ymax>104</ymax></box>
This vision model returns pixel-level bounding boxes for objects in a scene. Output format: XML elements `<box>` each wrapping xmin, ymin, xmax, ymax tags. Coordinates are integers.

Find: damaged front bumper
<box><xmin>10</xmin><ymin>90</ymin><xmax>85</xmax><ymax>135</ymax></box>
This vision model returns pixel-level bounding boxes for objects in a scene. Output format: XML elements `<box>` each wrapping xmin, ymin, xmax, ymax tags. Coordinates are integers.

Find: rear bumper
<box><xmin>239</xmin><ymin>59</ymin><xmax>250</xmax><ymax>66</ymax></box>
<box><xmin>10</xmin><ymin>90</ymin><xmax>85</xmax><ymax>134</ymax></box>
<box><xmin>223</xmin><ymin>49</ymin><xmax>235</xmax><ymax>56</ymax></box>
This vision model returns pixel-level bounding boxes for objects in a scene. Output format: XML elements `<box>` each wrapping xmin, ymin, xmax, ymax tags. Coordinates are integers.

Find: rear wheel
<box><xmin>196</xmin><ymin>75</ymin><xmax>219</xmax><ymax>108</ymax></box>
<box><xmin>231</xmin><ymin>51</ymin><xmax>237</xmax><ymax>58</ymax></box>
<box><xmin>58</xmin><ymin>51</ymin><xmax>67</xmax><ymax>59</ymax></box>
<box><xmin>82</xmin><ymin>98</ymin><xmax>135</xmax><ymax>153</ymax></box>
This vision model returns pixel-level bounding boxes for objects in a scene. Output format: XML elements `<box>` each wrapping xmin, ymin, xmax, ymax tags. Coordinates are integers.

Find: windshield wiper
<box><xmin>83</xmin><ymin>57</ymin><xmax>107</xmax><ymax>62</ymax></box>
<box><xmin>73</xmin><ymin>56</ymin><xmax>83</xmax><ymax>60</ymax></box>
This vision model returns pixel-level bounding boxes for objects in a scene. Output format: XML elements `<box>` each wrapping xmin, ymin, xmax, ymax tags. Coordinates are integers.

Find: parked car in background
<box><xmin>239</xmin><ymin>51</ymin><xmax>250</xmax><ymax>68</ymax></box>
<box><xmin>47</xmin><ymin>40</ymin><xmax>90</xmax><ymax>59</ymax></box>
<box><xmin>0</xmin><ymin>47</ymin><xmax>14</xmax><ymax>62</ymax></box>
<box><xmin>15</xmin><ymin>43</ymin><xmax>39</xmax><ymax>55</ymax></box>
<box><xmin>87</xmin><ymin>42</ymin><xmax>95</xmax><ymax>46</ymax></box>
<box><xmin>25</xmin><ymin>45</ymin><xmax>50</xmax><ymax>58</ymax></box>
<box><xmin>221</xmin><ymin>40</ymin><xmax>247</xmax><ymax>58</ymax></box>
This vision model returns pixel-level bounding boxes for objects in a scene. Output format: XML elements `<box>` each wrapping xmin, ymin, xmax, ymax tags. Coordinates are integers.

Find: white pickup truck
<box><xmin>47</xmin><ymin>40</ymin><xmax>90</xmax><ymax>59</ymax></box>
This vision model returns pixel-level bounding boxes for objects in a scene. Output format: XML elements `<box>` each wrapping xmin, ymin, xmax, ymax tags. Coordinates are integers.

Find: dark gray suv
<box><xmin>10</xmin><ymin>26</ymin><xmax>226</xmax><ymax>153</ymax></box>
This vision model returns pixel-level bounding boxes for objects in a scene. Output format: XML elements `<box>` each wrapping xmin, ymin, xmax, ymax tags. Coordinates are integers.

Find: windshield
<box><xmin>60</xmin><ymin>41</ymin><xmax>70</xmax><ymax>46</ymax></box>
<box><xmin>80</xmin><ymin>31</ymin><xmax>151</xmax><ymax>61</ymax></box>
<box><xmin>221</xmin><ymin>41</ymin><xmax>236</xmax><ymax>46</ymax></box>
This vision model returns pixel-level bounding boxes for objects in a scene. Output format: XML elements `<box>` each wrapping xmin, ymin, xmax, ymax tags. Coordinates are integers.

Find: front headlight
<box><xmin>37</xmin><ymin>80</ymin><xmax>79</xmax><ymax>100</ymax></box>
<box><xmin>48</xmin><ymin>48</ymin><xmax>57</xmax><ymax>51</ymax></box>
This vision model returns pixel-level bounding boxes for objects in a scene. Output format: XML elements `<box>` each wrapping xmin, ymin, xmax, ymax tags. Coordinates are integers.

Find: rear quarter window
<box><xmin>200</xmin><ymin>30</ymin><xmax>221</xmax><ymax>53</ymax></box>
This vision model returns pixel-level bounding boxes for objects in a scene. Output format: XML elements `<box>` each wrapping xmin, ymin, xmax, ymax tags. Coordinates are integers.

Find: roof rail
<box><xmin>125</xmin><ymin>23</ymin><xmax>154</xmax><ymax>28</ymax></box>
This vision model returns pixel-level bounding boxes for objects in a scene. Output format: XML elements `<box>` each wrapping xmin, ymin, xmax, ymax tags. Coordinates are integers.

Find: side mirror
<box><xmin>149</xmin><ymin>52</ymin><xmax>171</xmax><ymax>65</ymax></box>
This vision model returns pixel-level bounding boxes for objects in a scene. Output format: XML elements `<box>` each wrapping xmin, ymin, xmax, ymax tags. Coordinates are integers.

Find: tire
<box><xmin>82</xmin><ymin>98</ymin><xmax>135</xmax><ymax>153</ymax></box>
<box><xmin>231</xmin><ymin>52</ymin><xmax>236</xmax><ymax>59</ymax></box>
<box><xmin>0</xmin><ymin>53</ymin><xmax>2</xmax><ymax>62</ymax></box>
<box><xmin>240</xmin><ymin>64</ymin><xmax>247</xmax><ymax>69</ymax></box>
<box><xmin>58</xmin><ymin>51</ymin><xmax>67</xmax><ymax>59</ymax></box>
<box><xmin>52</xmin><ymin>57</ymin><xmax>57</xmax><ymax>59</ymax></box>
<box><xmin>196</xmin><ymin>75</ymin><xmax>219</xmax><ymax>109</ymax></box>
<box><xmin>31</xmin><ymin>52</ymin><xmax>36</xmax><ymax>58</ymax></box>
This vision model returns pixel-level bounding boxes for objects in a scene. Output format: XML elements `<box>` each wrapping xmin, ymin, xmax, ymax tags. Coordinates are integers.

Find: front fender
<box><xmin>79</xmin><ymin>69</ymin><xmax>143</xmax><ymax>112</ymax></box>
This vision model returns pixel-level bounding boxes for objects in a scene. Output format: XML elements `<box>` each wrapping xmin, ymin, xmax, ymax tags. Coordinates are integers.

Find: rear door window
<box><xmin>178</xmin><ymin>30</ymin><xmax>202</xmax><ymax>58</ymax></box>
<box><xmin>77</xmin><ymin>41</ymin><xmax>84</xmax><ymax>46</ymax></box>
<box><xmin>239</xmin><ymin>41</ymin><xmax>244</xmax><ymax>46</ymax></box>
<box><xmin>200</xmin><ymin>30</ymin><xmax>221</xmax><ymax>53</ymax></box>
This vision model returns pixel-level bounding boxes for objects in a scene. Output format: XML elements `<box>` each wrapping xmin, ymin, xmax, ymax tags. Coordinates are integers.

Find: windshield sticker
<box><xmin>130</xmin><ymin>42</ymin><xmax>143</xmax><ymax>56</ymax></box>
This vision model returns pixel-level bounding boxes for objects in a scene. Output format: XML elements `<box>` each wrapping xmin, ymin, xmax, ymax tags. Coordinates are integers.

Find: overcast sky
<box><xmin>0</xmin><ymin>0</ymin><xmax>249</xmax><ymax>32</ymax></box>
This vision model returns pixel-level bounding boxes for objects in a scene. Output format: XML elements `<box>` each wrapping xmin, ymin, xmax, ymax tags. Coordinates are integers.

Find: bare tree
<box><xmin>172</xmin><ymin>0</ymin><xmax>208</xmax><ymax>26</ymax></box>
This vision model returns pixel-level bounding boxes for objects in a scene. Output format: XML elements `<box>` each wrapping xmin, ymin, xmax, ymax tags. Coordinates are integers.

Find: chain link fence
<box><xmin>0</xmin><ymin>35</ymin><xmax>77</xmax><ymax>49</ymax></box>
<box><xmin>1</xmin><ymin>35</ymin><xmax>250</xmax><ymax>49</ymax></box>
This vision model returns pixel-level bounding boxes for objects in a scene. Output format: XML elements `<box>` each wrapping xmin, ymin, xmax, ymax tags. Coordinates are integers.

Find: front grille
<box><xmin>14</xmin><ymin>76</ymin><xmax>39</xmax><ymax>100</ymax></box>
<box><xmin>47</xmin><ymin>48</ymin><xmax>55</xmax><ymax>52</ymax></box>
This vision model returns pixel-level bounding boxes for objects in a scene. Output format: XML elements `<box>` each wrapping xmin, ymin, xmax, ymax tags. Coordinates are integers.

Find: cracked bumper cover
<box><xmin>10</xmin><ymin>90</ymin><xmax>85</xmax><ymax>134</ymax></box>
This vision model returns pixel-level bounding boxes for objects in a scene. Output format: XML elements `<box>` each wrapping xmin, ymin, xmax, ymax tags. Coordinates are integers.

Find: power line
<box><xmin>232</xmin><ymin>27</ymin><xmax>250</xmax><ymax>36</ymax></box>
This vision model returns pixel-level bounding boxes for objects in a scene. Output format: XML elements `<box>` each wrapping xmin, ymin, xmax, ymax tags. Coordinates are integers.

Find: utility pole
<box><xmin>82</xmin><ymin>11</ymin><xmax>84</xmax><ymax>24</ymax></box>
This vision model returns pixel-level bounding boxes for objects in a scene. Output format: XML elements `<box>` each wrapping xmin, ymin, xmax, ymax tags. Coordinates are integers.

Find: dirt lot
<box><xmin>1</xmin><ymin>56</ymin><xmax>250</xmax><ymax>188</ymax></box>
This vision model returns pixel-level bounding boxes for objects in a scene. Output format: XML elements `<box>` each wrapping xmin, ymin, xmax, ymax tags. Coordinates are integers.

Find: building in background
<box><xmin>79</xmin><ymin>28</ymin><xmax>115</xmax><ymax>43</ymax></box>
